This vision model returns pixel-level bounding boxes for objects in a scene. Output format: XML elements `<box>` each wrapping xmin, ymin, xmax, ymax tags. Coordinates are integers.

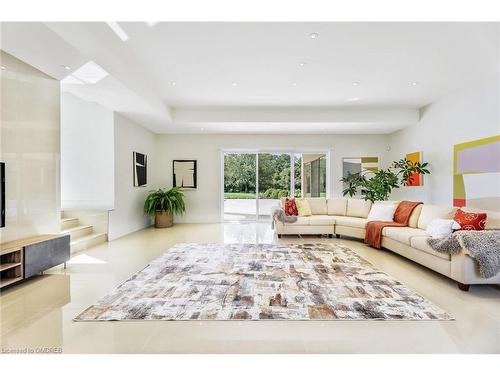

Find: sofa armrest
<box><xmin>451</xmin><ymin>253</ymin><xmax>500</xmax><ymax>284</ymax></box>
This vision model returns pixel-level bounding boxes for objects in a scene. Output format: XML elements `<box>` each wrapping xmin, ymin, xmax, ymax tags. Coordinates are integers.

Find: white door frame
<box><xmin>220</xmin><ymin>148</ymin><xmax>332</xmax><ymax>222</ymax></box>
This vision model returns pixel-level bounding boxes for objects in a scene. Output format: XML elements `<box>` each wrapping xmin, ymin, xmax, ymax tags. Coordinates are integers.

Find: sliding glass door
<box><xmin>257</xmin><ymin>153</ymin><xmax>291</xmax><ymax>219</ymax></box>
<box><xmin>298</xmin><ymin>153</ymin><xmax>327</xmax><ymax>198</ymax></box>
<box><xmin>223</xmin><ymin>153</ymin><xmax>257</xmax><ymax>221</ymax></box>
<box><xmin>222</xmin><ymin>150</ymin><xmax>329</xmax><ymax>221</ymax></box>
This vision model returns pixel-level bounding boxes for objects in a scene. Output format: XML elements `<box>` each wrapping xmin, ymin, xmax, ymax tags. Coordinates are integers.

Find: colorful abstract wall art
<box><xmin>453</xmin><ymin>135</ymin><xmax>500</xmax><ymax>210</ymax></box>
<box><xmin>342</xmin><ymin>157</ymin><xmax>379</xmax><ymax>177</ymax></box>
<box><xmin>342</xmin><ymin>157</ymin><xmax>379</xmax><ymax>195</ymax></box>
<box><xmin>405</xmin><ymin>151</ymin><xmax>423</xmax><ymax>186</ymax></box>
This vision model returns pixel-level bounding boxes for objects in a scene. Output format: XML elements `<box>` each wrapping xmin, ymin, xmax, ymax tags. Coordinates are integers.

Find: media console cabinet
<box><xmin>0</xmin><ymin>234</ymin><xmax>70</xmax><ymax>289</ymax></box>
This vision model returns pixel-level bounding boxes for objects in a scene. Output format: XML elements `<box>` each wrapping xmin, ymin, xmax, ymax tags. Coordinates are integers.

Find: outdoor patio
<box><xmin>223</xmin><ymin>198</ymin><xmax>279</xmax><ymax>221</ymax></box>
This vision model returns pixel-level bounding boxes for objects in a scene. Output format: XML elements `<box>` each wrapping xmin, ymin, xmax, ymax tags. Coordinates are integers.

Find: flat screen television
<box><xmin>0</xmin><ymin>162</ymin><xmax>4</xmax><ymax>228</ymax></box>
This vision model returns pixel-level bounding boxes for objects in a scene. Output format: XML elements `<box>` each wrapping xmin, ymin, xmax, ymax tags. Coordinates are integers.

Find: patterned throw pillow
<box><xmin>284</xmin><ymin>198</ymin><xmax>298</xmax><ymax>216</ymax></box>
<box><xmin>453</xmin><ymin>208</ymin><xmax>487</xmax><ymax>231</ymax></box>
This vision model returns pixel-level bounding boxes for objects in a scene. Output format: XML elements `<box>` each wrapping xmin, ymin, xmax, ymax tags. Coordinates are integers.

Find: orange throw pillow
<box><xmin>453</xmin><ymin>208</ymin><xmax>487</xmax><ymax>231</ymax></box>
<box><xmin>284</xmin><ymin>198</ymin><xmax>298</xmax><ymax>216</ymax></box>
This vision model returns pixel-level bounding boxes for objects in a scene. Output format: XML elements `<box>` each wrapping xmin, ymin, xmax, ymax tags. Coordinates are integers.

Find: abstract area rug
<box><xmin>75</xmin><ymin>243</ymin><xmax>452</xmax><ymax>321</ymax></box>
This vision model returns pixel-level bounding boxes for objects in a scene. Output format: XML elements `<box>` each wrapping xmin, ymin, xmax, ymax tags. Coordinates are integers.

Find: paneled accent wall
<box><xmin>0</xmin><ymin>50</ymin><xmax>61</xmax><ymax>243</ymax></box>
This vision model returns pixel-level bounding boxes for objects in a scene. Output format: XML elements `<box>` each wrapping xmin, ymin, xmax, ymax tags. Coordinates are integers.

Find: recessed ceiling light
<box><xmin>171</xmin><ymin>81</ymin><xmax>177</xmax><ymax>86</ymax></box>
<box><xmin>292</xmin><ymin>82</ymin><xmax>297</xmax><ymax>86</ymax></box>
<box><xmin>1</xmin><ymin>66</ymin><xmax>6</xmax><ymax>70</ymax></box>
<box><xmin>231</xmin><ymin>82</ymin><xmax>238</xmax><ymax>87</ymax></box>
<box><xmin>310</xmin><ymin>33</ymin><xmax>319</xmax><ymax>39</ymax></box>
<box><xmin>299</xmin><ymin>62</ymin><xmax>307</xmax><ymax>67</ymax></box>
<box><xmin>146</xmin><ymin>22</ymin><xmax>158</xmax><ymax>27</ymax></box>
<box><xmin>411</xmin><ymin>81</ymin><xmax>418</xmax><ymax>86</ymax></box>
<box><xmin>62</xmin><ymin>65</ymin><xmax>71</xmax><ymax>70</ymax></box>
<box><xmin>352</xmin><ymin>81</ymin><xmax>360</xmax><ymax>86</ymax></box>
<box><xmin>346</xmin><ymin>97</ymin><xmax>360</xmax><ymax>102</ymax></box>
<box><xmin>106</xmin><ymin>22</ymin><xmax>129</xmax><ymax>42</ymax></box>
<box><xmin>70</xmin><ymin>61</ymin><xmax>109</xmax><ymax>84</ymax></box>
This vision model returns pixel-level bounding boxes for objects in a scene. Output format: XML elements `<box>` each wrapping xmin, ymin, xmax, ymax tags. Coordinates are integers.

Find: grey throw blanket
<box><xmin>427</xmin><ymin>230</ymin><xmax>500</xmax><ymax>278</ymax></box>
<box><xmin>271</xmin><ymin>207</ymin><xmax>297</xmax><ymax>229</ymax></box>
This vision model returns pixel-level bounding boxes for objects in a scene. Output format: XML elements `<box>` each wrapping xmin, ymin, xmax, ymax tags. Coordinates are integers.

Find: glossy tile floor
<box><xmin>1</xmin><ymin>223</ymin><xmax>499</xmax><ymax>354</ymax></box>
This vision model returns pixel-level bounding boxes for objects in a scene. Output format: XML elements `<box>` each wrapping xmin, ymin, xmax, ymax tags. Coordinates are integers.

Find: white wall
<box><xmin>155</xmin><ymin>134</ymin><xmax>390</xmax><ymax>223</ymax></box>
<box><xmin>389</xmin><ymin>79</ymin><xmax>500</xmax><ymax>207</ymax></box>
<box><xmin>61</xmin><ymin>92</ymin><xmax>114</xmax><ymax>210</ymax></box>
<box><xmin>108</xmin><ymin>114</ymin><xmax>156</xmax><ymax>240</ymax></box>
<box><xmin>0</xmin><ymin>51</ymin><xmax>61</xmax><ymax>243</ymax></box>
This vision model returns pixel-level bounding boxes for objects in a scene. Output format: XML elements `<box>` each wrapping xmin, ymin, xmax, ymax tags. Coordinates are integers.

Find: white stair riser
<box><xmin>61</xmin><ymin>218</ymin><xmax>79</xmax><ymax>230</ymax></box>
<box><xmin>66</xmin><ymin>226</ymin><xmax>93</xmax><ymax>240</ymax></box>
<box><xmin>70</xmin><ymin>234</ymin><xmax>107</xmax><ymax>254</ymax></box>
<box><xmin>61</xmin><ymin>211</ymin><xmax>108</xmax><ymax>252</ymax></box>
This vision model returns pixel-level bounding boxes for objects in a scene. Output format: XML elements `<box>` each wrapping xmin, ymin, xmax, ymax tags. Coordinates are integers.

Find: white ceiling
<box><xmin>123</xmin><ymin>22</ymin><xmax>498</xmax><ymax>107</ymax></box>
<box><xmin>1</xmin><ymin>22</ymin><xmax>498</xmax><ymax>134</ymax></box>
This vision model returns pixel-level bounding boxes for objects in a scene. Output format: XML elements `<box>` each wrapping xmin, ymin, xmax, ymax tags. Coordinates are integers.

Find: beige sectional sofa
<box><xmin>275</xmin><ymin>197</ymin><xmax>500</xmax><ymax>290</ymax></box>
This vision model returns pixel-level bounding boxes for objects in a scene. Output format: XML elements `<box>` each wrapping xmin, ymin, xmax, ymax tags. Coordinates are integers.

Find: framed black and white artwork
<box><xmin>133</xmin><ymin>152</ymin><xmax>147</xmax><ymax>187</ymax></box>
<box><xmin>173</xmin><ymin>160</ymin><xmax>197</xmax><ymax>189</ymax></box>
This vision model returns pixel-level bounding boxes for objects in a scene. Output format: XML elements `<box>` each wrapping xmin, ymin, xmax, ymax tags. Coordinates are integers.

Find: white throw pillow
<box><xmin>426</xmin><ymin>219</ymin><xmax>461</xmax><ymax>239</ymax></box>
<box><xmin>367</xmin><ymin>203</ymin><xmax>398</xmax><ymax>221</ymax></box>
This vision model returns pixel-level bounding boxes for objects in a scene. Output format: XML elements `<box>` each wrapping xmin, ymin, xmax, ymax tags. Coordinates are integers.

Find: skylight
<box><xmin>61</xmin><ymin>75</ymin><xmax>84</xmax><ymax>85</ymax></box>
<box><xmin>62</xmin><ymin>61</ymin><xmax>109</xmax><ymax>85</ymax></box>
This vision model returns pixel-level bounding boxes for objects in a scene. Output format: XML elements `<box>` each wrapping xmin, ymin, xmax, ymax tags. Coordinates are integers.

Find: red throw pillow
<box><xmin>453</xmin><ymin>208</ymin><xmax>487</xmax><ymax>231</ymax></box>
<box><xmin>284</xmin><ymin>198</ymin><xmax>298</xmax><ymax>216</ymax></box>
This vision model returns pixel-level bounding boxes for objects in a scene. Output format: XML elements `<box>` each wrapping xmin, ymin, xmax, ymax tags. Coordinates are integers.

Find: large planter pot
<box><xmin>154</xmin><ymin>211</ymin><xmax>173</xmax><ymax>228</ymax></box>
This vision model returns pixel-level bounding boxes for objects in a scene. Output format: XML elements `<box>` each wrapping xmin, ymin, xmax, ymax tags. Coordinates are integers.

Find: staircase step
<box><xmin>70</xmin><ymin>233</ymin><xmax>107</xmax><ymax>254</ymax></box>
<box><xmin>61</xmin><ymin>217</ymin><xmax>79</xmax><ymax>230</ymax></box>
<box><xmin>61</xmin><ymin>225</ymin><xmax>93</xmax><ymax>240</ymax></box>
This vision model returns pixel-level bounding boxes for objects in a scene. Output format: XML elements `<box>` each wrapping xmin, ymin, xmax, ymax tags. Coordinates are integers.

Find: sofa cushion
<box><xmin>308</xmin><ymin>215</ymin><xmax>336</xmax><ymax>226</ymax></box>
<box><xmin>464</xmin><ymin>206</ymin><xmax>500</xmax><ymax>229</ymax></box>
<box><xmin>327</xmin><ymin>198</ymin><xmax>347</xmax><ymax>216</ymax></box>
<box><xmin>306</xmin><ymin>198</ymin><xmax>328</xmax><ymax>215</ymax></box>
<box><xmin>382</xmin><ymin>227</ymin><xmax>428</xmax><ymax>245</ymax></box>
<box><xmin>367</xmin><ymin>202</ymin><xmax>398</xmax><ymax>221</ymax></box>
<box><xmin>334</xmin><ymin>216</ymin><xmax>368</xmax><ymax>229</ymax></box>
<box><xmin>376</xmin><ymin>200</ymin><xmax>401</xmax><ymax>206</ymax></box>
<box><xmin>417</xmin><ymin>205</ymin><xmax>455</xmax><ymax>230</ymax></box>
<box><xmin>453</xmin><ymin>208</ymin><xmax>487</xmax><ymax>231</ymax></box>
<box><xmin>410</xmin><ymin>236</ymin><xmax>451</xmax><ymax>260</ymax></box>
<box><xmin>296</xmin><ymin>199</ymin><xmax>312</xmax><ymax>216</ymax></box>
<box><xmin>485</xmin><ymin>211</ymin><xmax>500</xmax><ymax>230</ymax></box>
<box><xmin>408</xmin><ymin>203</ymin><xmax>423</xmax><ymax>228</ymax></box>
<box><xmin>284</xmin><ymin>198</ymin><xmax>298</xmax><ymax>216</ymax></box>
<box><xmin>284</xmin><ymin>216</ymin><xmax>310</xmax><ymax>226</ymax></box>
<box><xmin>426</xmin><ymin>219</ymin><xmax>461</xmax><ymax>239</ymax></box>
<box><xmin>346</xmin><ymin>199</ymin><xmax>372</xmax><ymax>218</ymax></box>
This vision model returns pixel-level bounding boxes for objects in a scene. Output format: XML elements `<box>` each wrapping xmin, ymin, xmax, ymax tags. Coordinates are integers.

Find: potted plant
<box><xmin>144</xmin><ymin>187</ymin><xmax>186</xmax><ymax>228</ymax></box>
<box><xmin>341</xmin><ymin>158</ymin><xmax>430</xmax><ymax>202</ymax></box>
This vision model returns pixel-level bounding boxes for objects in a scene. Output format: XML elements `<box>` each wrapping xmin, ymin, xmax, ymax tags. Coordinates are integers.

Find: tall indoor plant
<box><xmin>144</xmin><ymin>187</ymin><xmax>186</xmax><ymax>228</ymax></box>
<box><xmin>341</xmin><ymin>158</ymin><xmax>430</xmax><ymax>202</ymax></box>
